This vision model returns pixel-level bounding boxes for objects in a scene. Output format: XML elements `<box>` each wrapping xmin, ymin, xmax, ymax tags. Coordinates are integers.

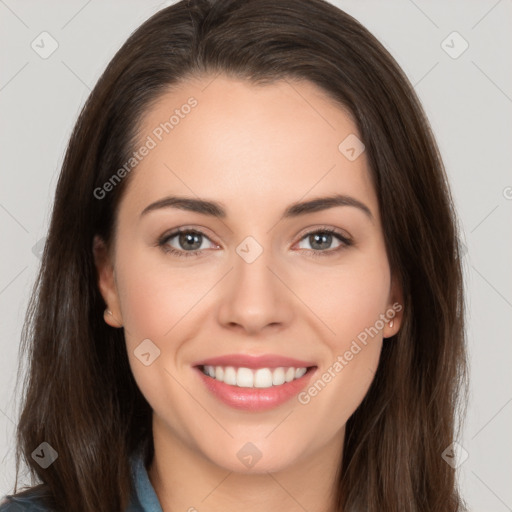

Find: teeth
<box><xmin>254</xmin><ymin>368</ymin><xmax>273</xmax><ymax>388</ymax></box>
<box><xmin>295</xmin><ymin>367</ymin><xmax>307</xmax><ymax>379</ymax></box>
<box><xmin>201</xmin><ymin>365</ymin><xmax>309</xmax><ymax>388</ymax></box>
<box><xmin>237</xmin><ymin>367</ymin><xmax>254</xmax><ymax>388</ymax></box>
<box><xmin>223</xmin><ymin>366</ymin><xmax>237</xmax><ymax>385</ymax></box>
<box><xmin>272</xmin><ymin>368</ymin><xmax>286</xmax><ymax>386</ymax></box>
<box><xmin>214</xmin><ymin>366</ymin><xmax>224</xmax><ymax>381</ymax></box>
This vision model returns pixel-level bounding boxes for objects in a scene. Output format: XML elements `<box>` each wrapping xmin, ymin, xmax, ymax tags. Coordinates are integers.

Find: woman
<box><xmin>0</xmin><ymin>0</ymin><xmax>468</xmax><ymax>510</ymax></box>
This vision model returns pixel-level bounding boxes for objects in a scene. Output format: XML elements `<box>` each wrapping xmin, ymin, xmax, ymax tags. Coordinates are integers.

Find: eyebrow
<box><xmin>140</xmin><ymin>193</ymin><xmax>373</xmax><ymax>222</ymax></box>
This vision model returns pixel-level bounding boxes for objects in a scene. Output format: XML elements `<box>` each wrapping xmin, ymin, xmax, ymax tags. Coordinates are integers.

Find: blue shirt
<box><xmin>0</xmin><ymin>449</ymin><xmax>163</xmax><ymax>511</ymax></box>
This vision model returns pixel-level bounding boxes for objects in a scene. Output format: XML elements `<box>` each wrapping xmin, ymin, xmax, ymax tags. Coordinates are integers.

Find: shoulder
<box><xmin>0</xmin><ymin>492</ymin><xmax>51</xmax><ymax>511</ymax></box>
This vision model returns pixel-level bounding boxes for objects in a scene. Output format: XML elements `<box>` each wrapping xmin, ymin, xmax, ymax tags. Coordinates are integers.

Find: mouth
<box><xmin>197</xmin><ymin>364</ymin><xmax>315</xmax><ymax>388</ymax></box>
<box><xmin>193</xmin><ymin>364</ymin><xmax>318</xmax><ymax>411</ymax></box>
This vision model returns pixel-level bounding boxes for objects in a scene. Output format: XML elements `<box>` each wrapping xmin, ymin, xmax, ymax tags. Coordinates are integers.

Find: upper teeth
<box><xmin>202</xmin><ymin>365</ymin><xmax>308</xmax><ymax>388</ymax></box>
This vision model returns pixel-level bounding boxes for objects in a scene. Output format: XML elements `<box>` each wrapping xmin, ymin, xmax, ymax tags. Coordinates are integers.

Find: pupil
<box><xmin>180</xmin><ymin>232</ymin><xmax>201</xmax><ymax>250</ymax></box>
<box><xmin>311</xmin><ymin>233</ymin><xmax>331</xmax><ymax>250</ymax></box>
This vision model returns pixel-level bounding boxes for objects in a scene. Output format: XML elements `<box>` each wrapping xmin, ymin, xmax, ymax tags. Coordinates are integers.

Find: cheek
<box><xmin>304</xmin><ymin>252</ymin><xmax>391</xmax><ymax>344</ymax></box>
<box><xmin>294</xmin><ymin>251</ymin><xmax>389</xmax><ymax>416</ymax></box>
<box><xmin>295</xmin><ymin>269</ymin><xmax>388</xmax><ymax>441</ymax></box>
<box><xmin>114</xmin><ymin>244</ymin><xmax>213</xmax><ymax>340</ymax></box>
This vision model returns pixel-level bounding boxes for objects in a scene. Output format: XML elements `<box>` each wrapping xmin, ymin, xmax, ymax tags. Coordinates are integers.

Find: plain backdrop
<box><xmin>1</xmin><ymin>1</ymin><xmax>511</xmax><ymax>510</ymax></box>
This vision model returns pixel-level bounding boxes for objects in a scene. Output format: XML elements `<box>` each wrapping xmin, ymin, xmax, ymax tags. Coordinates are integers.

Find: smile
<box><xmin>200</xmin><ymin>365</ymin><xmax>309</xmax><ymax>388</ymax></box>
<box><xmin>194</xmin><ymin>364</ymin><xmax>317</xmax><ymax>411</ymax></box>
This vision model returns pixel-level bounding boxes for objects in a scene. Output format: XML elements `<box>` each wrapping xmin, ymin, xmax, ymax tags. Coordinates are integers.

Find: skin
<box><xmin>94</xmin><ymin>74</ymin><xmax>403</xmax><ymax>512</ymax></box>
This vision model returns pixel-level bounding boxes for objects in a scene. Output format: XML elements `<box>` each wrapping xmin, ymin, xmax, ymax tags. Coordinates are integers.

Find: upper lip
<box><xmin>193</xmin><ymin>354</ymin><xmax>317</xmax><ymax>370</ymax></box>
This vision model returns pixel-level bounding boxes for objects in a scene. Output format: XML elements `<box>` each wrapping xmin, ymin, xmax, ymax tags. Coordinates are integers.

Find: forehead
<box><xmin>121</xmin><ymin>74</ymin><xmax>378</xmax><ymax>221</ymax></box>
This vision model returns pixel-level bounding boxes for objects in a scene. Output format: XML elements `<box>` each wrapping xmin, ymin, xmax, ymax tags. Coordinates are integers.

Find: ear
<box><xmin>93</xmin><ymin>235</ymin><xmax>123</xmax><ymax>328</ymax></box>
<box><xmin>383</xmin><ymin>273</ymin><xmax>404</xmax><ymax>339</ymax></box>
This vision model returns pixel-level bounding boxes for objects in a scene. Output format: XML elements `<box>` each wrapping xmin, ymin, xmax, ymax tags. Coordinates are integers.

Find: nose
<box><xmin>216</xmin><ymin>242</ymin><xmax>294</xmax><ymax>336</ymax></box>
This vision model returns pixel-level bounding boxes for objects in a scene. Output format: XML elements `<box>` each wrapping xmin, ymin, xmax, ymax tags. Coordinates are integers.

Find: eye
<box><xmin>295</xmin><ymin>228</ymin><xmax>352</xmax><ymax>257</ymax></box>
<box><xmin>158</xmin><ymin>228</ymin><xmax>217</xmax><ymax>258</ymax></box>
<box><xmin>157</xmin><ymin>226</ymin><xmax>352</xmax><ymax>258</ymax></box>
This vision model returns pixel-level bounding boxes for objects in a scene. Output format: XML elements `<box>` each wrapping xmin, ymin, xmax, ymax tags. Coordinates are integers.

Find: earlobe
<box><xmin>383</xmin><ymin>308</ymin><xmax>402</xmax><ymax>339</ymax></box>
<box><xmin>103</xmin><ymin>307</ymin><xmax>123</xmax><ymax>329</ymax></box>
<box><xmin>383</xmin><ymin>274</ymin><xmax>404</xmax><ymax>339</ymax></box>
<box><xmin>383</xmin><ymin>315</ymin><xmax>399</xmax><ymax>339</ymax></box>
<box><xmin>93</xmin><ymin>235</ymin><xmax>123</xmax><ymax>328</ymax></box>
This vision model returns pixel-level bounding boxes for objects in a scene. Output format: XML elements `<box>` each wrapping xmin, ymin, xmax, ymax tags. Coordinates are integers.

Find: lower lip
<box><xmin>194</xmin><ymin>366</ymin><xmax>317</xmax><ymax>411</ymax></box>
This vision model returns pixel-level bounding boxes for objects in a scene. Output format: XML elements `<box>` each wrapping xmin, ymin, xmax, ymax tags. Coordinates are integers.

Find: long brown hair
<box><xmin>7</xmin><ymin>0</ymin><xmax>468</xmax><ymax>510</ymax></box>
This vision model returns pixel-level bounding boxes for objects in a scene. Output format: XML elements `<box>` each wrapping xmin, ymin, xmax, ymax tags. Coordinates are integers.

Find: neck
<box><xmin>147</xmin><ymin>414</ymin><xmax>344</xmax><ymax>512</ymax></box>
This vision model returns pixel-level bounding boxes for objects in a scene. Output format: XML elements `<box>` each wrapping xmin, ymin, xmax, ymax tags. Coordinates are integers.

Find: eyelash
<box><xmin>157</xmin><ymin>226</ymin><xmax>353</xmax><ymax>259</ymax></box>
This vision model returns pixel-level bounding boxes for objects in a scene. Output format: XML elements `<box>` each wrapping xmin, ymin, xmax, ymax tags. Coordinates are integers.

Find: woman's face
<box><xmin>95</xmin><ymin>74</ymin><xmax>402</xmax><ymax>473</ymax></box>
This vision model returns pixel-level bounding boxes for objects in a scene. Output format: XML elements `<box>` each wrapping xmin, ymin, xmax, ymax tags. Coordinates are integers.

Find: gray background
<box><xmin>1</xmin><ymin>0</ymin><xmax>511</xmax><ymax>510</ymax></box>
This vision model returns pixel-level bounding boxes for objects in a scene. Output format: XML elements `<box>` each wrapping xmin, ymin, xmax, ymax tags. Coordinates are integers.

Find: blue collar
<box><xmin>128</xmin><ymin>449</ymin><xmax>163</xmax><ymax>512</ymax></box>
<box><xmin>0</xmin><ymin>448</ymin><xmax>163</xmax><ymax>511</ymax></box>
